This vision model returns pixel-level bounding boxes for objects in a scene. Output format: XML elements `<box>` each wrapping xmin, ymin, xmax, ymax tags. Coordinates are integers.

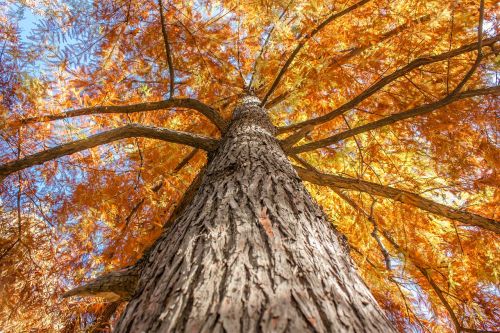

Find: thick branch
<box><xmin>295</xmin><ymin>166</ymin><xmax>500</xmax><ymax>234</ymax></box>
<box><xmin>0</xmin><ymin>124</ymin><xmax>218</xmax><ymax>180</ymax></box>
<box><xmin>288</xmin><ymin>86</ymin><xmax>499</xmax><ymax>154</ymax></box>
<box><xmin>173</xmin><ymin>147</ymin><xmax>199</xmax><ymax>173</ymax></box>
<box><xmin>277</xmin><ymin>35</ymin><xmax>499</xmax><ymax>133</ymax></box>
<box><xmin>158</xmin><ymin>0</ymin><xmax>175</xmax><ymax>97</ymax></box>
<box><xmin>261</xmin><ymin>0</ymin><xmax>371</xmax><ymax>104</ymax></box>
<box><xmin>10</xmin><ymin>98</ymin><xmax>228</xmax><ymax>133</ymax></box>
<box><xmin>62</xmin><ymin>267</ymin><xmax>139</xmax><ymax>301</ymax></box>
<box><xmin>289</xmin><ymin>12</ymin><xmax>492</xmax><ymax>154</ymax></box>
<box><xmin>280</xmin><ymin>124</ymin><xmax>314</xmax><ymax>149</ymax></box>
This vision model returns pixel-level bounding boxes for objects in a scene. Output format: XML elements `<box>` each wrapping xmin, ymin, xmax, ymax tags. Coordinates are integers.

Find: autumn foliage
<box><xmin>0</xmin><ymin>0</ymin><xmax>499</xmax><ymax>332</ymax></box>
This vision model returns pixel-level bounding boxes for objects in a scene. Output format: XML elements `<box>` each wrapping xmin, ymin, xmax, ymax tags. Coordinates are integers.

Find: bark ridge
<box><xmin>115</xmin><ymin>97</ymin><xmax>396</xmax><ymax>332</ymax></box>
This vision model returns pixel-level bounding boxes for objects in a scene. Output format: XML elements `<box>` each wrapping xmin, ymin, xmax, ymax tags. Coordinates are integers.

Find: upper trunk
<box><xmin>115</xmin><ymin>96</ymin><xmax>396</xmax><ymax>332</ymax></box>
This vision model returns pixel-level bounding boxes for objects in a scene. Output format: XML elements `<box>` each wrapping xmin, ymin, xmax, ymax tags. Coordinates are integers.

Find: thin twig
<box><xmin>261</xmin><ymin>0</ymin><xmax>371</xmax><ymax>105</ymax></box>
<box><xmin>158</xmin><ymin>0</ymin><xmax>176</xmax><ymax>97</ymax></box>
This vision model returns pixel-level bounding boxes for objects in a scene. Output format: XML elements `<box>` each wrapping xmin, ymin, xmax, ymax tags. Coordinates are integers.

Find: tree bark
<box><xmin>115</xmin><ymin>96</ymin><xmax>396</xmax><ymax>332</ymax></box>
<box><xmin>0</xmin><ymin>124</ymin><xmax>217</xmax><ymax>180</ymax></box>
<box><xmin>294</xmin><ymin>165</ymin><xmax>500</xmax><ymax>234</ymax></box>
<box><xmin>11</xmin><ymin>98</ymin><xmax>227</xmax><ymax>133</ymax></box>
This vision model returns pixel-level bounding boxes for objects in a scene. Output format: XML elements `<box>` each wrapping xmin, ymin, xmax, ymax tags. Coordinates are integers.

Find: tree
<box><xmin>0</xmin><ymin>0</ymin><xmax>498</xmax><ymax>332</ymax></box>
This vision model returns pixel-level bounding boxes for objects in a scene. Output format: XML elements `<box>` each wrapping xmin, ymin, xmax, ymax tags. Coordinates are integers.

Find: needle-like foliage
<box><xmin>0</xmin><ymin>0</ymin><xmax>498</xmax><ymax>331</ymax></box>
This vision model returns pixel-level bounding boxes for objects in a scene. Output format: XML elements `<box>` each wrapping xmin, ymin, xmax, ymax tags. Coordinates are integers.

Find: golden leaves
<box><xmin>1</xmin><ymin>0</ymin><xmax>499</xmax><ymax>331</ymax></box>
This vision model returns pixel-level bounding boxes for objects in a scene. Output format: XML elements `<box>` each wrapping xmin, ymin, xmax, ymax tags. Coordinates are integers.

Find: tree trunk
<box><xmin>115</xmin><ymin>96</ymin><xmax>396</xmax><ymax>332</ymax></box>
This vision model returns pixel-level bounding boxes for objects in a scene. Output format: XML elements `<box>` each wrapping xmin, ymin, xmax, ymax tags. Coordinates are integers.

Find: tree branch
<box><xmin>374</xmin><ymin>212</ymin><xmax>463</xmax><ymax>331</ymax></box>
<box><xmin>0</xmin><ymin>124</ymin><xmax>218</xmax><ymax>180</ymax></box>
<box><xmin>158</xmin><ymin>0</ymin><xmax>175</xmax><ymax>97</ymax></box>
<box><xmin>417</xmin><ymin>266</ymin><xmax>462</xmax><ymax>331</ymax></box>
<box><xmin>277</xmin><ymin>35</ymin><xmax>499</xmax><ymax>133</ymax></box>
<box><xmin>287</xmin><ymin>86</ymin><xmax>499</xmax><ymax>154</ymax></box>
<box><xmin>248</xmin><ymin>0</ymin><xmax>294</xmax><ymax>92</ymax></box>
<box><xmin>261</xmin><ymin>0</ymin><xmax>371</xmax><ymax>105</ymax></box>
<box><xmin>62</xmin><ymin>267</ymin><xmax>139</xmax><ymax>301</ymax></box>
<box><xmin>123</xmin><ymin>147</ymin><xmax>199</xmax><ymax>229</ymax></box>
<box><xmin>382</xmin><ymin>219</ymin><xmax>498</xmax><ymax>333</ymax></box>
<box><xmin>63</xmin><ymin>152</ymin><xmax>205</xmax><ymax>304</ymax></box>
<box><xmin>129</xmin><ymin>166</ymin><xmax>207</xmax><ymax>275</ymax></box>
<box><xmin>330</xmin><ymin>163</ymin><xmax>497</xmax><ymax>333</ymax></box>
<box><xmin>173</xmin><ymin>147</ymin><xmax>199</xmax><ymax>173</ymax></box>
<box><xmin>336</xmin><ymin>15</ymin><xmax>431</xmax><ymax>65</ymax></box>
<box><xmin>9</xmin><ymin>98</ymin><xmax>228</xmax><ymax>133</ymax></box>
<box><xmin>294</xmin><ymin>165</ymin><xmax>500</xmax><ymax>234</ymax></box>
<box><xmin>264</xmin><ymin>15</ymin><xmax>432</xmax><ymax>109</ymax></box>
<box><xmin>280</xmin><ymin>124</ymin><xmax>314</xmax><ymax>149</ymax></box>
<box><xmin>377</xmin><ymin>227</ymin><xmax>467</xmax><ymax>332</ymax></box>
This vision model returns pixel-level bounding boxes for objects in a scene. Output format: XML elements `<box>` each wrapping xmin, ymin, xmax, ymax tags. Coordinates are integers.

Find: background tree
<box><xmin>0</xmin><ymin>0</ymin><xmax>499</xmax><ymax>332</ymax></box>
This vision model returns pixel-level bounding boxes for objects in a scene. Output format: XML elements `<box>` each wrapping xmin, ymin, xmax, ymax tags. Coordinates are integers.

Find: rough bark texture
<box><xmin>115</xmin><ymin>96</ymin><xmax>396</xmax><ymax>332</ymax></box>
<box><xmin>62</xmin><ymin>267</ymin><xmax>140</xmax><ymax>301</ymax></box>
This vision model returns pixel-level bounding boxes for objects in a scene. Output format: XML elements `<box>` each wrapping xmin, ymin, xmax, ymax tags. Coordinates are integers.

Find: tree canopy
<box><xmin>0</xmin><ymin>0</ymin><xmax>498</xmax><ymax>331</ymax></box>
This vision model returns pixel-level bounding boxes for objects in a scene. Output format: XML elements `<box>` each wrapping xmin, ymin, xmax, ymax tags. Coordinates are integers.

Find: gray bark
<box><xmin>15</xmin><ymin>98</ymin><xmax>227</xmax><ymax>132</ymax></box>
<box><xmin>294</xmin><ymin>165</ymin><xmax>500</xmax><ymax>234</ymax></box>
<box><xmin>0</xmin><ymin>124</ymin><xmax>217</xmax><ymax>180</ymax></box>
<box><xmin>115</xmin><ymin>96</ymin><xmax>396</xmax><ymax>332</ymax></box>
